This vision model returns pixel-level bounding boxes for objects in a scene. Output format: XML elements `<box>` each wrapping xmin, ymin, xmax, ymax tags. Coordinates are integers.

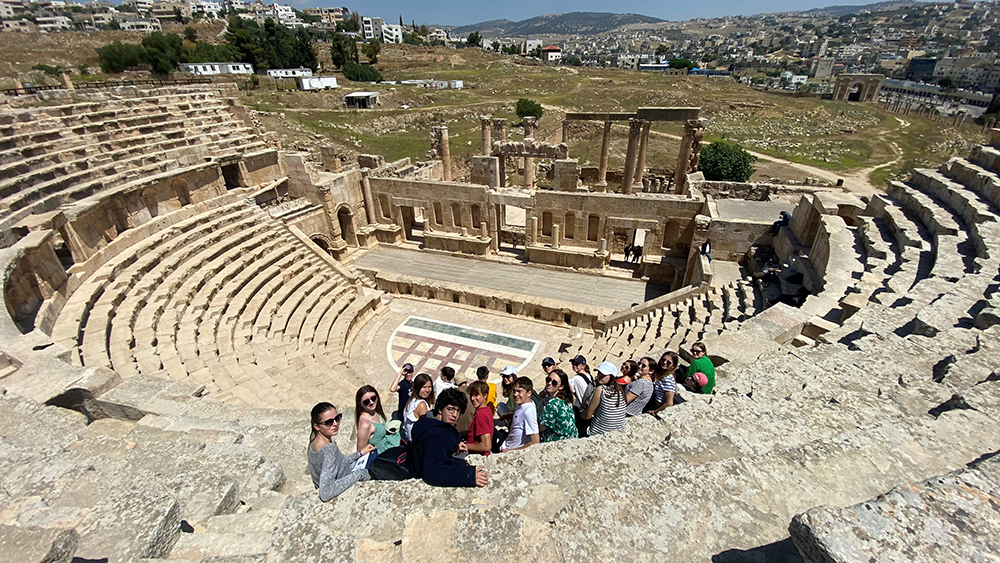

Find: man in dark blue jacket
<box><xmin>407</xmin><ymin>388</ymin><xmax>489</xmax><ymax>487</ymax></box>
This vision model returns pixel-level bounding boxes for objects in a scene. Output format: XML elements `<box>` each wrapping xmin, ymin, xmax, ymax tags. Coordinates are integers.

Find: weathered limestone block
<box><xmin>552</xmin><ymin>159</ymin><xmax>580</xmax><ymax>192</ymax></box>
<box><xmin>0</xmin><ymin>525</ymin><xmax>78</xmax><ymax>563</ymax></box>
<box><xmin>492</xmin><ymin>139</ymin><xmax>569</xmax><ymax>160</ymax></box>
<box><xmin>789</xmin><ymin>455</ymin><xmax>1000</xmax><ymax>563</ymax></box>
<box><xmin>357</xmin><ymin>154</ymin><xmax>385</xmax><ymax>169</ymax></box>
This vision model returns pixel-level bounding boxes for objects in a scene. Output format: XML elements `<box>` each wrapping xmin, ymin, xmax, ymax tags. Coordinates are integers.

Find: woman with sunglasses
<box><xmin>650</xmin><ymin>351</ymin><xmax>680</xmax><ymax>413</ymax></box>
<box><xmin>539</xmin><ymin>369</ymin><xmax>578</xmax><ymax>442</ymax></box>
<box><xmin>354</xmin><ymin>385</ymin><xmax>400</xmax><ymax>454</ymax></box>
<box><xmin>583</xmin><ymin>361</ymin><xmax>628</xmax><ymax>436</ymax></box>
<box><xmin>403</xmin><ymin>373</ymin><xmax>435</xmax><ymax>442</ymax></box>
<box><xmin>624</xmin><ymin>356</ymin><xmax>656</xmax><ymax>417</ymax></box>
<box><xmin>308</xmin><ymin>402</ymin><xmax>375</xmax><ymax>502</ymax></box>
<box><xmin>617</xmin><ymin>359</ymin><xmax>638</xmax><ymax>386</ymax></box>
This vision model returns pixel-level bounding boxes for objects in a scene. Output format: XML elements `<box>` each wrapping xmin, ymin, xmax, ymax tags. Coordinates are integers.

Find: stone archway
<box><xmin>847</xmin><ymin>83</ymin><xmax>864</xmax><ymax>102</ymax></box>
<box><xmin>309</xmin><ymin>233</ymin><xmax>336</xmax><ymax>255</ymax></box>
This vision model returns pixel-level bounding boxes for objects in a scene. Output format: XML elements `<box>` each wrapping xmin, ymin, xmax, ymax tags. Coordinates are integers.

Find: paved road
<box><xmin>352</xmin><ymin>246</ymin><xmax>669</xmax><ymax>311</ymax></box>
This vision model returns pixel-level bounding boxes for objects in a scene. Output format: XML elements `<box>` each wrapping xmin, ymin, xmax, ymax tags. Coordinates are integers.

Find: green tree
<box><xmin>141</xmin><ymin>31</ymin><xmax>184</xmax><ymax>75</ymax></box>
<box><xmin>329</xmin><ymin>32</ymin><xmax>358</xmax><ymax>69</ymax></box>
<box><xmin>342</xmin><ymin>61</ymin><xmax>382</xmax><ymax>82</ymax></box>
<box><xmin>292</xmin><ymin>28</ymin><xmax>319</xmax><ymax>71</ymax></box>
<box><xmin>97</xmin><ymin>41</ymin><xmax>146</xmax><ymax>73</ymax></box>
<box><xmin>668</xmin><ymin>57</ymin><xmax>695</xmax><ymax>70</ymax></box>
<box><xmin>183</xmin><ymin>26</ymin><xmax>198</xmax><ymax>42</ymax></box>
<box><xmin>466</xmin><ymin>31</ymin><xmax>481</xmax><ymax>47</ymax></box>
<box><xmin>939</xmin><ymin>77</ymin><xmax>956</xmax><ymax>90</ymax></box>
<box><xmin>563</xmin><ymin>55</ymin><xmax>582</xmax><ymax>66</ymax></box>
<box><xmin>698</xmin><ymin>140</ymin><xmax>757</xmax><ymax>182</ymax></box>
<box><xmin>173</xmin><ymin>6</ymin><xmax>183</xmax><ymax>23</ymax></box>
<box><xmin>361</xmin><ymin>38</ymin><xmax>381</xmax><ymax>64</ymax></box>
<box><xmin>515</xmin><ymin>98</ymin><xmax>543</xmax><ymax>120</ymax></box>
<box><xmin>655</xmin><ymin>43</ymin><xmax>669</xmax><ymax>56</ymax></box>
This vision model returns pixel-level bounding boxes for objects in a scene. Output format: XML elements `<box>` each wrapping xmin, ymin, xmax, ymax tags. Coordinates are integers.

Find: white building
<box><xmin>298</xmin><ymin>75</ymin><xmax>338</xmax><ymax>90</ymax></box>
<box><xmin>190</xmin><ymin>0</ymin><xmax>221</xmax><ymax>18</ymax></box>
<box><xmin>1</xmin><ymin>19</ymin><xmax>36</xmax><ymax>32</ymax></box>
<box><xmin>428</xmin><ymin>28</ymin><xmax>448</xmax><ymax>43</ymax></box>
<box><xmin>119</xmin><ymin>16</ymin><xmax>161</xmax><ymax>32</ymax></box>
<box><xmin>381</xmin><ymin>23</ymin><xmax>402</xmax><ymax>44</ymax></box>
<box><xmin>36</xmin><ymin>15</ymin><xmax>72</xmax><ymax>32</ymax></box>
<box><xmin>223</xmin><ymin>0</ymin><xmax>245</xmax><ymax>11</ymax></box>
<box><xmin>541</xmin><ymin>46</ymin><xmax>562</xmax><ymax>62</ymax></box>
<box><xmin>0</xmin><ymin>3</ymin><xmax>14</xmax><ymax>17</ymax></box>
<box><xmin>361</xmin><ymin>16</ymin><xmax>383</xmax><ymax>41</ymax></box>
<box><xmin>122</xmin><ymin>0</ymin><xmax>154</xmax><ymax>11</ymax></box>
<box><xmin>525</xmin><ymin>39</ymin><xmax>542</xmax><ymax>53</ymax></box>
<box><xmin>265</xmin><ymin>67</ymin><xmax>312</xmax><ymax>77</ymax></box>
<box><xmin>179</xmin><ymin>62</ymin><xmax>254</xmax><ymax>75</ymax></box>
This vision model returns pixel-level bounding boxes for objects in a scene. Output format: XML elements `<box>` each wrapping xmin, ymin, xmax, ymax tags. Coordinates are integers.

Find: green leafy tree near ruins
<box><xmin>329</xmin><ymin>33</ymin><xmax>359</xmax><ymax>69</ymax></box>
<box><xmin>466</xmin><ymin>31</ymin><xmax>482</xmax><ymax>47</ymax></box>
<box><xmin>183</xmin><ymin>26</ymin><xmax>198</xmax><ymax>42</ymax></box>
<box><xmin>223</xmin><ymin>16</ymin><xmax>319</xmax><ymax>72</ymax></box>
<box><xmin>515</xmin><ymin>98</ymin><xmax>543</xmax><ymax>120</ymax></box>
<box><xmin>361</xmin><ymin>38</ymin><xmax>381</xmax><ymax>64</ymax></box>
<box><xmin>341</xmin><ymin>61</ymin><xmax>382</xmax><ymax>82</ymax></box>
<box><xmin>699</xmin><ymin>140</ymin><xmax>756</xmax><ymax>182</ymax></box>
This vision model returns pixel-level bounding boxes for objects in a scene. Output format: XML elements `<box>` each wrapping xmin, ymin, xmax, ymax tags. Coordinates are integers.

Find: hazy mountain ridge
<box><xmin>448</xmin><ymin>12</ymin><xmax>664</xmax><ymax>37</ymax></box>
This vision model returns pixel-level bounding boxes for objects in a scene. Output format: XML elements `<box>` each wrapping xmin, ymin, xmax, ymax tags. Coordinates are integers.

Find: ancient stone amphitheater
<box><xmin>0</xmin><ymin>84</ymin><xmax>997</xmax><ymax>562</ymax></box>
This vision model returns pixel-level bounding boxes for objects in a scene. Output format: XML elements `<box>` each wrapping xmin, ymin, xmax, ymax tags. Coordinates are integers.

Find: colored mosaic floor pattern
<box><xmin>388</xmin><ymin>316</ymin><xmax>539</xmax><ymax>379</ymax></box>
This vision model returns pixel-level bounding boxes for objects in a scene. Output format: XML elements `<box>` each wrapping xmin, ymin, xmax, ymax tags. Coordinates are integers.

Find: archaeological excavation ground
<box><xmin>1</xmin><ymin>82</ymin><xmax>998</xmax><ymax>562</ymax></box>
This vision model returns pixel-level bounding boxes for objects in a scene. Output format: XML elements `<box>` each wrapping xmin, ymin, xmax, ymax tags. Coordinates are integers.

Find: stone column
<box><xmin>621</xmin><ymin>118</ymin><xmax>642</xmax><ymax>194</ymax></box>
<box><xmin>551</xmin><ymin>223</ymin><xmax>560</xmax><ymax>249</ymax></box>
<box><xmin>422</xmin><ymin>206</ymin><xmax>433</xmax><ymax>232</ymax></box>
<box><xmin>633</xmin><ymin>120</ymin><xmax>651</xmax><ymax>190</ymax></box>
<box><xmin>523</xmin><ymin>116</ymin><xmax>537</xmax><ymax>139</ymax></box>
<box><xmin>674</xmin><ymin>119</ymin><xmax>706</xmax><ymax>194</ymax></box>
<box><xmin>480</xmin><ymin>221</ymin><xmax>488</xmax><ymax>239</ymax></box>
<box><xmin>492</xmin><ymin>118</ymin><xmax>506</xmax><ymax>142</ymax></box>
<box><xmin>480</xmin><ymin>115</ymin><xmax>492</xmax><ymax>155</ymax></box>
<box><xmin>360</xmin><ymin>168</ymin><xmax>377</xmax><ymax>226</ymax></box>
<box><xmin>523</xmin><ymin>157</ymin><xmax>534</xmax><ymax>188</ymax></box>
<box><xmin>562</xmin><ymin>120</ymin><xmax>570</xmax><ymax>143</ymax></box>
<box><xmin>529</xmin><ymin>216</ymin><xmax>538</xmax><ymax>246</ymax></box>
<box><xmin>598</xmin><ymin>238</ymin><xmax>607</xmax><ymax>254</ymax></box>
<box><xmin>12</xmin><ymin>75</ymin><xmax>24</xmax><ymax>95</ymax></box>
<box><xmin>497</xmin><ymin>154</ymin><xmax>506</xmax><ymax>187</ymax></box>
<box><xmin>487</xmin><ymin>204</ymin><xmax>500</xmax><ymax>252</ymax></box>
<box><xmin>318</xmin><ymin>185</ymin><xmax>344</xmax><ymax>242</ymax></box>
<box><xmin>433</xmin><ymin>126</ymin><xmax>452</xmax><ymax>181</ymax></box>
<box><xmin>61</xmin><ymin>72</ymin><xmax>74</xmax><ymax>91</ymax></box>
<box><xmin>596</xmin><ymin>120</ymin><xmax>612</xmax><ymax>190</ymax></box>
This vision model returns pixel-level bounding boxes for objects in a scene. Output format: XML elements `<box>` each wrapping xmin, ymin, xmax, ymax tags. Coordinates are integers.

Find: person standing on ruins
<box><xmin>389</xmin><ymin>363</ymin><xmax>415</xmax><ymax>421</ymax></box>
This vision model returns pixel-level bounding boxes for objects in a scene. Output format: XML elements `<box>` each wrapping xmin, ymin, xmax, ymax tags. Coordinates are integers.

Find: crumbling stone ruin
<box><xmin>1</xmin><ymin>84</ymin><xmax>999</xmax><ymax>561</ymax></box>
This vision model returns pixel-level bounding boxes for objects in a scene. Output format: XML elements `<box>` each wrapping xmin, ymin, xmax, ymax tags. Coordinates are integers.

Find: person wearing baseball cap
<box><xmin>568</xmin><ymin>355</ymin><xmax>594</xmax><ymax>437</ymax></box>
<box><xmin>389</xmin><ymin>363</ymin><xmax>415</xmax><ymax>421</ymax></box>
<box><xmin>583</xmin><ymin>361</ymin><xmax>628</xmax><ymax>436</ymax></box>
<box><xmin>540</xmin><ymin>357</ymin><xmax>557</xmax><ymax>397</ymax></box>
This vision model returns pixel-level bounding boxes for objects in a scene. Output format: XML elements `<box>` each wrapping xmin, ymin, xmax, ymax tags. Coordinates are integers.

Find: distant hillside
<box><xmin>794</xmin><ymin>1</ymin><xmax>922</xmax><ymax>17</ymax></box>
<box><xmin>450</xmin><ymin>12</ymin><xmax>664</xmax><ymax>37</ymax></box>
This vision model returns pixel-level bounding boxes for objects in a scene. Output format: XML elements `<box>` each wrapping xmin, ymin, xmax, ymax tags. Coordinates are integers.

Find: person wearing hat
<box><xmin>568</xmin><ymin>355</ymin><xmax>595</xmax><ymax>437</ymax></box>
<box><xmin>496</xmin><ymin>365</ymin><xmax>519</xmax><ymax>420</ymax></box>
<box><xmin>389</xmin><ymin>363</ymin><xmax>415</xmax><ymax>421</ymax></box>
<box><xmin>583</xmin><ymin>361</ymin><xmax>628</xmax><ymax>436</ymax></box>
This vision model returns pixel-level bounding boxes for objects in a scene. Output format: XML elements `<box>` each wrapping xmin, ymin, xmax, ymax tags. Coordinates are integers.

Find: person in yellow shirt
<box><xmin>475</xmin><ymin>366</ymin><xmax>498</xmax><ymax>414</ymax></box>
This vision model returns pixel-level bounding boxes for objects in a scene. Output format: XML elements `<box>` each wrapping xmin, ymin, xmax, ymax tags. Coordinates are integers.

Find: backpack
<box><xmin>573</xmin><ymin>373</ymin><xmax>596</xmax><ymax>412</ymax></box>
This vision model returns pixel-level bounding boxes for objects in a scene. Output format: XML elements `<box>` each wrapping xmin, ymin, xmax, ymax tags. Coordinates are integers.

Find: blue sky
<box><xmin>282</xmin><ymin>0</ymin><xmax>891</xmax><ymax>26</ymax></box>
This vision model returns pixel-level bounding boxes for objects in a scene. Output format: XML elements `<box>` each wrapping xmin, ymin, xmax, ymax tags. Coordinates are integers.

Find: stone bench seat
<box><xmin>1</xmin><ymin>91</ymin><xmax>220</xmax><ymax>131</ymax></box>
<box><xmin>325</xmin><ymin>289</ymin><xmax>382</xmax><ymax>358</ymax></box>
<box><xmin>0</xmin><ymin>134</ymin><xmax>248</xmax><ymax>220</ymax></box>
<box><xmin>300</xmin><ymin>285</ymin><xmax>357</xmax><ymax>353</ymax></box>
<box><xmin>0</xmin><ymin>110</ymin><xmax>243</xmax><ymax>183</ymax></box>
<box><xmin>0</xmin><ymin>100</ymin><xmax>232</xmax><ymax>143</ymax></box>
<box><xmin>886</xmin><ymin>181</ymin><xmax>961</xmax><ymax>238</ymax></box>
<box><xmin>68</xmin><ymin>207</ymin><xmax>264</xmax><ymax>368</ymax></box>
<box><xmin>49</xmin><ymin>199</ymin><xmax>254</xmax><ymax>354</ymax></box>
<box><xmin>252</xmin><ymin>264</ymin><xmax>326</xmax><ymax>341</ymax></box>
<box><xmin>0</xmin><ymin>109</ymin><xmax>182</xmax><ymax>153</ymax></box>
<box><xmin>99</xmin><ymin>219</ymin><xmax>275</xmax><ymax>372</ymax></box>
<box><xmin>266</xmin><ymin>273</ymin><xmax>328</xmax><ymax>343</ymax></box>
<box><xmin>279</xmin><ymin>278</ymin><xmax>346</xmax><ymax>345</ymax></box>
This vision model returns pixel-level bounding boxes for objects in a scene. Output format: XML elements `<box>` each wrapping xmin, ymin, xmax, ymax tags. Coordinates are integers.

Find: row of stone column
<box><xmin>525</xmin><ymin>215</ymin><xmax>608</xmax><ymax>254</ymax></box>
<box><xmin>479</xmin><ymin>115</ymin><xmax>538</xmax><ymax>189</ymax></box>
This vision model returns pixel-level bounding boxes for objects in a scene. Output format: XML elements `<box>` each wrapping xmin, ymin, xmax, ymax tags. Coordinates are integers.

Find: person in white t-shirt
<box><xmin>433</xmin><ymin>365</ymin><xmax>457</xmax><ymax>398</ymax></box>
<box><xmin>500</xmin><ymin>376</ymin><xmax>540</xmax><ymax>451</ymax></box>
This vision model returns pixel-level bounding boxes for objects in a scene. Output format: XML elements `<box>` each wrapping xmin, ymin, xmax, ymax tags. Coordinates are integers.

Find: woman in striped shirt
<box><xmin>583</xmin><ymin>361</ymin><xmax>628</xmax><ymax>436</ymax></box>
<box><xmin>650</xmin><ymin>351</ymin><xmax>680</xmax><ymax>414</ymax></box>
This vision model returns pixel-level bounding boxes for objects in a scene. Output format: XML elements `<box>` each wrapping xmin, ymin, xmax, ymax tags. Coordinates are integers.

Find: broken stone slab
<box><xmin>789</xmin><ymin>454</ymin><xmax>1000</xmax><ymax>563</ymax></box>
<box><xmin>0</xmin><ymin>525</ymin><xmax>78</xmax><ymax>563</ymax></box>
<box><xmin>73</xmin><ymin>489</ymin><xmax>181</xmax><ymax>562</ymax></box>
<box><xmin>976</xmin><ymin>306</ymin><xmax>1000</xmax><ymax>329</ymax></box>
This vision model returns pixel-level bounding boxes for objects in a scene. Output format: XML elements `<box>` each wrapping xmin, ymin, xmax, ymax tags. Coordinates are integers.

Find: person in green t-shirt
<box><xmin>686</xmin><ymin>341</ymin><xmax>715</xmax><ymax>394</ymax></box>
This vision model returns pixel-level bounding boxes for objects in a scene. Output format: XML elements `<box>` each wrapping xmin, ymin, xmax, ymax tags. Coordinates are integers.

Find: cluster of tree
<box><xmin>466</xmin><ymin>32</ymin><xmax>481</xmax><ymax>48</ymax></box>
<box><xmin>329</xmin><ymin>32</ymin><xmax>359</xmax><ymax>68</ymax></box>
<box><xmin>98</xmin><ymin>32</ymin><xmax>237</xmax><ymax>74</ymax></box>
<box><xmin>699</xmin><ymin>141</ymin><xmax>756</xmax><ymax>182</ymax></box>
<box><xmin>668</xmin><ymin>58</ymin><xmax>696</xmax><ymax>71</ymax></box>
<box><xmin>342</xmin><ymin>62</ymin><xmax>382</xmax><ymax>82</ymax></box>
<box><xmin>223</xmin><ymin>16</ymin><xmax>319</xmax><ymax>72</ymax></box>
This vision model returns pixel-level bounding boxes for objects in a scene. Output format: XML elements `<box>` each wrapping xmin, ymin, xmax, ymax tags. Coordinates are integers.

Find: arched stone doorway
<box><xmin>337</xmin><ymin>206</ymin><xmax>358</xmax><ymax>247</ymax></box>
<box><xmin>847</xmin><ymin>83</ymin><xmax>864</xmax><ymax>102</ymax></box>
<box><xmin>310</xmin><ymin>233</ymin><xmax>335</xmax><ymax>255</ymax></box>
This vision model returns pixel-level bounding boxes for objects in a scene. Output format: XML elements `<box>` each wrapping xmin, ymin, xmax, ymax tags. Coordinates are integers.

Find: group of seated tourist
<box><xmin>308</xmin><ymin>342</ymin><xmax>716</xmax><ymax>499</ymax></box>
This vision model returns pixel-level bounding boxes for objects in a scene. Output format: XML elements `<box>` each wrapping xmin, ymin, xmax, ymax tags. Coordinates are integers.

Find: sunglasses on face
<box><xmin>319</xmin><ymin>413</ymin><xmax>343</xmax><ymax>426</ymax></box>
<box><xmin>546</xmin><ymin>378</ymin><xmax>560</xmax><ymax>386</ymax></box>
<box><xmin>362</xmin><ymin>396</ymin><xmax>378</xmax><ymax>406</ymax></box>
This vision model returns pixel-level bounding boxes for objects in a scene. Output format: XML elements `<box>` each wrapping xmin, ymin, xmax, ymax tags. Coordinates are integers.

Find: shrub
<box><xmin>515</xmin><ymin>98</ymin><xmax>543</xmax><ymax>120</ymax></box>
<box><xmin>98</xmin><ymin>41</ymin><xmax>147</xmax><ymax>73</ymax></box>
<box><xmin>698</xmin><ymin>140</ymin><xmax>757</xmax><ymax>182</ymax></box>
<box><xmin>342</xmin><ymin>62</ymin><xmax>382</xmax><ymax>82</ymax></box>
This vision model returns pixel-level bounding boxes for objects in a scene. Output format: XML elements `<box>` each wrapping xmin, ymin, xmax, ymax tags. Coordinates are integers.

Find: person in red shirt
<box><xmin>464</xmin><ymin>381</ymin><xmax>494</xmax><ymax>456</ymax></box>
